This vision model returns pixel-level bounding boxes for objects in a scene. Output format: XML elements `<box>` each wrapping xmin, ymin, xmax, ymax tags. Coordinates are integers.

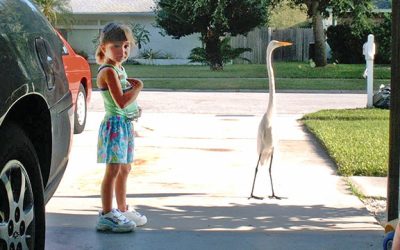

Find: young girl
<box><xmin>95</xmin><ymin>22</ymin><xmax>147</xmax><ymax>233</ymax></box>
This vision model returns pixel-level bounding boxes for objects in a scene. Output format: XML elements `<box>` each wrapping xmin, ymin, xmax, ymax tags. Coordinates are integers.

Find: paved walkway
<box><xmin>45</xmin><ymin>91</ymin><xmax>384</xmax><ymax>249</ymax></box>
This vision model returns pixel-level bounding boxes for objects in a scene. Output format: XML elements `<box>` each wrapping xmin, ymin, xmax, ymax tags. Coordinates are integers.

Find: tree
<box><xmin>269</xmin><ymin>0</ymin><xmax>308</xmax><ymax>28</ymax></box>
<box><xmin>269</xmin><ymin>0</ymin><xmax>374</xmax><ymax>67</ymax></box>
<box><xmin>34</xmin><ymin>0</ymin><xmax>72</xmax><ymax>26</ymax></box>
<box><xmin>155</xmin><ymin>0</ymin><xmax>268</xmax><ymax>70</ymax></box>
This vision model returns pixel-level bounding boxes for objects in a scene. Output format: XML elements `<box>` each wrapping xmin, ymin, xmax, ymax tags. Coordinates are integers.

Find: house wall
<box><xmin>58</xmin><ymin>14</ymin><xmax>201</xmax><ymax>62</ymax></box>
<box><xmin>67</xmin><ymin>29</ymin><xmax>99</xmax><ymax>57</ymax></box>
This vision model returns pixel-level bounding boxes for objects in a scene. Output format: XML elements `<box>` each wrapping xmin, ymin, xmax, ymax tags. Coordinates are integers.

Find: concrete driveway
<box><xmin>45</xmin><ymin>91</ymin><xmax>383</xmax><ymax>249</ymax></box>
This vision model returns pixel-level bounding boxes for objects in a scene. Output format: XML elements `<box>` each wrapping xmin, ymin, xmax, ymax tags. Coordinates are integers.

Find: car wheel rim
<box><xmin>0</xmin><ymin>160</ymin><xmax>35</xmax><ymax>250</ymax></box>
<box><xmin>76</xmin><ymin>91</ymin><xmax>86</xmax><ymax>125</ymax></box>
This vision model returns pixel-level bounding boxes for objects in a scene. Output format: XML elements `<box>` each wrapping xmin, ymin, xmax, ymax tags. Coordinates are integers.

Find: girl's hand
<box><xmin>128</xmin><ymin>78</ymin><xmax>143</xmax><ymax>90</ymax></box>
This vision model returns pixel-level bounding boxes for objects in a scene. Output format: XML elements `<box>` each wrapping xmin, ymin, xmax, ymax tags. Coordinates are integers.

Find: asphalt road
<box><xmin>45</xmin><ymin>91</ymin><xmax>384</xmax><ymax>249</ymax></box>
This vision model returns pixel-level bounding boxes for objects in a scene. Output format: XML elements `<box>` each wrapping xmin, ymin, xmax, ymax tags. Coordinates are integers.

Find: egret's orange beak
<box><xmin>278</xmin><ymin>41</ymin><xmax>292</xmax><ymax>47</ymax></box>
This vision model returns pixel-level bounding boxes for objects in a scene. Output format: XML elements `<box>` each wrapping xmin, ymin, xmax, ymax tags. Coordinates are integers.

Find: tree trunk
<box><xmin>205</xmin><ymin>30</ymin><xmax>223</xmax><ymax>71</ymax></box>
<box><xmin>311</xmin><ymin>0</ymin><xmax>327</xmax><ymax>67</ymax></box>
<box><xmin>387</xmin><ymin>0</ymin><xmax>400</xmax><ymax>221</ymax></box>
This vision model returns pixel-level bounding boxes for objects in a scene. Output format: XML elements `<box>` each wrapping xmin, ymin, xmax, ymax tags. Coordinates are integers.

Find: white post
<box><xmin>363</xmin><ymin>34</ymin><xmax>376</xmax><ymax>108</ymax></box>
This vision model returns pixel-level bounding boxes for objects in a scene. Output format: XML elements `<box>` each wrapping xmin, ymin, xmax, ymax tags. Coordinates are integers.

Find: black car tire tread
<box><xmin>0</xmin><ymin>122</ymin><xmax>45</xmax><ymax>250</ymax></box>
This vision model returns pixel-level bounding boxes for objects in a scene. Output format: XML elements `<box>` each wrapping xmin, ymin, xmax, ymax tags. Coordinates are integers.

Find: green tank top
<box><xmin>98</xmin><ymin>64</ymin><xmax>140</xmax><ymax>119</ymax></box>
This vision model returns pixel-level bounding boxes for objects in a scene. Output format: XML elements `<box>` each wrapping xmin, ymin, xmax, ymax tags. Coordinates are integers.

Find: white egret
<box><xmin>249</xmin><ymin>40</ymin><xmax>292</xmax><ymax>200</ymax></box>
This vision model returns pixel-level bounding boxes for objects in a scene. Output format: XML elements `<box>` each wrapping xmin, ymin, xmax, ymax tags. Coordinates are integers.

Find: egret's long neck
<box><xmin>266</xmin><ymin>48</ymin><xmax>275</xmax><ymax>117</ymax></box>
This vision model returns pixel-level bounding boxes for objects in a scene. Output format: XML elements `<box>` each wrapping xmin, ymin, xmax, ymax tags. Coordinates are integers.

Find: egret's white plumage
<box><xmin>249</xmin><ymin>40</ymin><xmax>292</xmax><ymax>200</ymax></box>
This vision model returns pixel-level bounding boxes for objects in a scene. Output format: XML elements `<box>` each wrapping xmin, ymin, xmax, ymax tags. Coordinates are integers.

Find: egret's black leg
<box><xmin>268</xmin><ymin>150</ymin><xmax>282</xmax><ymax>200</ymax></box>
<box><xmin>249</xmin><ymin>154</ymin><xmax>263</xmax><ymax>200</ymax></box>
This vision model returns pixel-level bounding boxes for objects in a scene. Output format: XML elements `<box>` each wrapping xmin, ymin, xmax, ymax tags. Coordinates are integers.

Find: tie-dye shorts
<box><xmin>97</xmin><ymin>115</ymin><xmax>134</xmax><ymax>164</ymax></box>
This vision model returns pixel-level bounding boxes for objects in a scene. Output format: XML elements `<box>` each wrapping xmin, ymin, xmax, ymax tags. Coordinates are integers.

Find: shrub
<box><xmin>138</xmin><ymin>49</ymin><xmax>174</xmax><ymax>60</ymax></box>
<box><xmin>373</xmin><ymin>13</ymin><xmax>391</xmax><ymax>64</ymax></box>
<box><xmin>327</xmin><ymin>14</ymin><xmax>392</xmax><ymax>64</ymax></box>
<box><xmin>125</xmin><ymin>58</ymin><xmax>141</xmax><ymax>65</ymax></box>
<box><xmin>326</xmin><ymin>25</ymin><xmax>367</xmax><ymax>64</ymax></box>
<box><xmin>188</xmin><ymin>37</ymin><xmax>251</xmax><ymax>65</ymax></box>
<box><xmin>139</xmin><ymin>49</ymin><xmax>163</xmax><ymax>59</ymax></box>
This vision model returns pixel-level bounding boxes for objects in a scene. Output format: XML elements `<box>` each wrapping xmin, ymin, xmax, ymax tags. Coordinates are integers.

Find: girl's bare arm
<box><xmin>127</xmin><ymin>78</ymin><xmax>144</xmax><ymax>88</ymax></box>
<box><xmin>100</xmin><ymin>68</ymin><xmax>143</xmax><ymax>108</ymax></box>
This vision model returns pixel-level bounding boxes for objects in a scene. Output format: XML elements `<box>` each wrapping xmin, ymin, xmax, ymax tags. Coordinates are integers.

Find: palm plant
<box><xmin>34</xmin><ymin>0</ymin><xmax>72</xmax><ymax>26</ymax></box>
<box><xmin>129</xmin><ymin>23</ymin><xmax>150</xmax><ymax>50</ymax></box>
<box><xmin>188</xmin><ymin>37</ymin><xmax>252</xmax><ymax>65</ymax></box>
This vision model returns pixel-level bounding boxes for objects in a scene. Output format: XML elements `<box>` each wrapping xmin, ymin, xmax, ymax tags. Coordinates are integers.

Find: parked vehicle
<box><xmin>0</xmin><ymin>0</ymin><xmax>73</xmax><ymax>249</ymax></box>
<box><xmin>57</xmin><ymin>32</ymin><xmax>92</xmax><ymax>134</ymax></box>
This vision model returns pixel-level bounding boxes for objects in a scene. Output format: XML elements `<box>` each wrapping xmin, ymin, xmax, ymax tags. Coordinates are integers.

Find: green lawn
<box><xmin>302</xmin><ymin>109</ymin><xmax>389</xmax><ymax>177</ymax></box>
<box><xmin>90</xmin><ymin>62</ymin><xmax>391</xmax><ymax>79</ymax></box>
<box><xmin>140</xmin><ymin>78</ymin><xmax>389</xmax><ymax>91</ymax></box>
<box><xmin>90</xmin><ymin>62</ymin><xmax>391</xmax><ymax>90</ymax></box>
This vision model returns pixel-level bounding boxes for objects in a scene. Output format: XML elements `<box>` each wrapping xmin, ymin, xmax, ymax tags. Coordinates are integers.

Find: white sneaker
<box><xmin>96</xmin><ymin>208</ymin><xmax>136</xmax><ymax>233</ymax></box>
<box><xmin>121</xmin><ymin>205</ymin><xmax>147</xmax><ymax>226</ymax></box>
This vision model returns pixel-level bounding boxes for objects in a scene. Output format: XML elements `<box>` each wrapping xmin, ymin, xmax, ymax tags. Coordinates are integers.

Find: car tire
<box><xmin>74</xmin><ymin>83</ymin><xmax>87</xmax><ymax>134</ymax></box>
<box><xmin>0</xmin><ymin>123</ymin><xmax>45</xmax><ymax>250</ymax></box>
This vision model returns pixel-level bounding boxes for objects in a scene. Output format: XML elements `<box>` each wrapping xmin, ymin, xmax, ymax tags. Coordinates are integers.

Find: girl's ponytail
<box><xmin>95</xmin><ymin>45</ymin><xmax>105</xmax><ymax>65</ymax></box>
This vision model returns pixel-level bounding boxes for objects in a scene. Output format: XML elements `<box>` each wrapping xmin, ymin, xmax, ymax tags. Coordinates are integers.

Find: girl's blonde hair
<box><xmin>95</xmin><ymin>22</ymin><xmax>135</xmax><ymax>64</ymax></box>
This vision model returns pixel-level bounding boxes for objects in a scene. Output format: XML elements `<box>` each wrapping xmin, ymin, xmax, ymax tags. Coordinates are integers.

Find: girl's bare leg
<box><xmin>116</xmin><ymin>163</ymin><xmax>132</xmax><ymax>212</ymax></box>
<box><xmin>101</xmin><ymin>164</ymin><xmax>121</xmax><ymax>213</ymax></box>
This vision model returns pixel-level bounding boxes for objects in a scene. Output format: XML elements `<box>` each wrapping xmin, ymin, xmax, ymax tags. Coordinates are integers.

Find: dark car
<box><xmin>0</xmin><ymin>0</ymin><xmax>73</xmax><ymax>249</ymax></box>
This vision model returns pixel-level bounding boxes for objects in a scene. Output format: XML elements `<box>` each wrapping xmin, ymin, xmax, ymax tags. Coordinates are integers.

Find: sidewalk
<box><xmin>350</xmin><ymin>177</ymin><xmax>387</xmax><ymax>199</ymax></box>
<box><xmin>45</xmin><ymin>91</ymin><xmax>384</xmax><ymax>249</ymax></box>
